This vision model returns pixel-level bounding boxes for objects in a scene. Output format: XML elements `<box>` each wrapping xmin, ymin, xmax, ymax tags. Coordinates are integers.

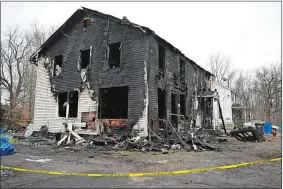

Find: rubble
<box><xmin>84</xmin><ymin>121</ymin><xmax>227</xmax><ymax>153</ymax></box>
<box><xmin>230</xmin><ymin>126</ymin><xmax>266</xmax><ymax>142</ymax></box>
<box><xmin>1</xmin><ymin>170</ymin><xmax>15</xmax><ymax>178</ymax></box>
<box><xmin>2</xmin><ymin>120</ymin><xmax>231</xmax><ymax>155</ymax></box>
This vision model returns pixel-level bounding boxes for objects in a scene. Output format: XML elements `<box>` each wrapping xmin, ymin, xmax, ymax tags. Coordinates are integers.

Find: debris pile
<box><xmin>86</xmin><ymin>124</ymin><xmax>228</xmax><ymax>153</ymax></box>
<box><xmin>1</xmin><ymin>170</ymin><xmax>15</xmax><ymax>178</ymax></box>
<box><xmin>230</xmin><ymin>126</ymin><xmax>266</xmax><ymax>142</ymax></box>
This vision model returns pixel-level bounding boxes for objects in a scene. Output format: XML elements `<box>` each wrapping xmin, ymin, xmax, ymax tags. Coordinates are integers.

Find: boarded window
<box><xmin>53</xmin><ymin>55</ymin><xmax>63</xmax><ymax>76</ymax></box>
<box><xmin>180</xmin><ymin>94</ymin><xmax>186</xmax><ymax>116</ymax></box>
<box><xmin>158</xmin><ymin>44</ymin><xmax>165</xmax><ymax>71</ymax></box>
<box><xmin>98</xmin><ymin>86</ymin><xmax>128</xmax><ymax>119</ymax></box>
<box><xmin>108</xmin><ymin>42</ymin><xmax>121</xmax><ymax>68</ymax></box>
<box><xmin>80</xmin><ymin>49</ymin><xmax>91</xmax><ymax>69</ymax></box>
<box><xmin>180</xmin><ymin>58</ymin><xmax>185</xmax><ymax>78</ymax></box>
<box><xmin>158</xmin><ymin>88</ymin><xmax>166</xmax><ymax>119</ymax></box>
<box><xmin>69</xmin><ymin>91</ymin><xmax>78</xmax><ymax>118</ymax></box>
<box><xmin>58</xmin><ymin>92</ymin><xmax>68</xmax><ymax>117</ymax></box>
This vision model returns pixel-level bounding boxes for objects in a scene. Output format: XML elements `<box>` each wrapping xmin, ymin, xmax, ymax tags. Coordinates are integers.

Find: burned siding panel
<box><xmin>147</xmin><ymin>35</ymin><xmax>210</xmax><ymax>130</ymax></box>
<box><xmin>78</xmin><ymin>88</ymin><xmax>97</xmax><ymax>118</ymax></box>
<box><xmin>185</xmin><ymin>61</ymin><xmax>197</xmax><ymax>121</ymax></box>
<box><xmin>33</xmin><ymin>60</ymin><xmax>65</xmax><ymax>133</ymax></box>
<box><xmin>46</xmin><ymin>14</ymin><xmax>148</xmax><ymax>135</ymax></box>
<box><xmin>147</xmin><ymin>35</ymin><xmax>159</xmax><ymax>131</ymax></box>
<box><xmin>33</xmin><ymin>8</ymin><xmax>213</xmax><ymax>135</ymax></box>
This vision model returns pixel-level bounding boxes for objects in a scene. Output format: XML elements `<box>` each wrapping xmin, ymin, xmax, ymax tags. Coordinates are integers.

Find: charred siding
<box><xmin>39</xmin><ymin>12</ymin><xmax>147</xmax><ymax>135</ymax></box>
<box><xmin>147</xmin><ymin>35</ymin><xmax>209</xmax><ymax>130</ymax></box>
<box><xmin>33</xmin><ymin>8</ymin><xmax>212</xmax><ymax>135</ymax></box>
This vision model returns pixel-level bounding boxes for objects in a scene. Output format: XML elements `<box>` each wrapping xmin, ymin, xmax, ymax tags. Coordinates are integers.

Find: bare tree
<box><xmin>208</xmin><ymin>53</ymin><xmax>238</xmax><ymax>87</ymax></box>
<box><xmin>234</xmin><ymin>71</ymin><xmax>258</xmax><ymax>120</ymax></box>
<box><xmin>1</xmin><ymin>27</ymin><xmax>34</xmax><ymax>121</ymax></box>
<box><xmin>255</xmin><ymin>63</ymin><xmax>282</xmax><ymax>123</ymax></box>
<box><xmin>0</xmin><ymin>23</ymin><xmax>58</xmax><ymax>122</ymax></box>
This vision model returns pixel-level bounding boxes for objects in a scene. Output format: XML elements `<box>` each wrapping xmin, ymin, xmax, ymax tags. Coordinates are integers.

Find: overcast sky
<box><xmin>1</xmin><ymin>2</ymin><xmax>281</xmax><ymax>72</ymax></box>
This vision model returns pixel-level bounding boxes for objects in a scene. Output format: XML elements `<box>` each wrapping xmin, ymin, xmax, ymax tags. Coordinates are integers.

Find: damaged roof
<box><xmin>30</xmin><ymin>7</ymin><xmax>213</xmax><ymax>76</ymax></box>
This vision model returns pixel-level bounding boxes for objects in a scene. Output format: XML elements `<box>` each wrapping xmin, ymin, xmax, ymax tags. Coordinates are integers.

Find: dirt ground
<box><xmin>1</xmin><ymin>134</ymin><xmax>282</xmax><ymax>188</ymax></box>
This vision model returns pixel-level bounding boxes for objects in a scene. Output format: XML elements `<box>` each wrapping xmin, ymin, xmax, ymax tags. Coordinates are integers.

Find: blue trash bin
<box><xmin>264</xmin><ymin>122</ymin><xmax>272</xmax><ymax>135</ymax></box>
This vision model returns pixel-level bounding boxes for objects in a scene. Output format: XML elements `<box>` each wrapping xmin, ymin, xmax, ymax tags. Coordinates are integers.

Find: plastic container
<box><xmin>255</xmin><ymin>123</ymin><xmax>264</xmax><ymax>135</ymax></box>
<box><xmin>264</xmin><ymin>122</ymin><xmax>272</xmax><ymax>135</ymax></box>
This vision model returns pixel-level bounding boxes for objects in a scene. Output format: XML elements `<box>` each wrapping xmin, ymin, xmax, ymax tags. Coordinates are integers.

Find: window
<box><xmin>158</xmin><ymin>44</ymin><xmax>165</xmax><ymax>71</ymax></box>
<box><xmin>108</xmin><ymin>42</ymin><xmax>121</xmax><ymax>68</ymax></box>
<box><xmin>171</xmin><ymin>93</ymin><xmax>177</xmax><ymax>125</ymax></box>
<box><xmin>98</xmin><ymin>86</ymin><xmax>128</xmax><ymax>119</ymax></box>
<box><xmin>68</xmin><ymin>91</ymin><xmax>78</xmax><ymax>118</ymax></box>
<box><xmin>58</xmin><ymin>91</ymin><xmax>79</xmax><ymax>118</ymax></box>
<box><xmin>80</xmin><ymin>49</ymin><xmax>91</xmax><ymax>69</ymax></box>
<box><xmin>180</xmin><ymin>58</ymin><xmax>185</xmax><ymax>78</ymax></box>
<box><xmin>158</xmin><ymin>88</ymin><xmax>166</xmax><ymax>119</ymax></box>
<box><xmin>58</xmin><ymin>92</ymin><xmax>68</xmax><ymax>117</ymax></box>
<box><xmin>53</xmin><ymin>55</ymin><xmax>63</xmax><ymax>76</ymax></box>
<box><xmin>180</xmin><ymin>94</ymin><xmax>186</xmax><ymax>116</ymax></box>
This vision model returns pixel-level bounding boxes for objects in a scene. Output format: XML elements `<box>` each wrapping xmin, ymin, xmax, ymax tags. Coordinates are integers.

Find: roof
<box><xmin>213</xmin><ymin>82</ymin><xmax>242</xmax><ymax>97</ymax></box>
<box><xmin>30</xmin><ymin>7</ymin><xmax>213</xmax><ymax>76</ymax></box>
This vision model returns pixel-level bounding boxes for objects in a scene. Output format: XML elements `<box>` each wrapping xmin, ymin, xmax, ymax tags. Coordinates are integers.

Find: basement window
<box><xmin>158</xmin><ymin>88</ymin><xmax>166</xmax><ymax>119</ymax></box>
<box><xmin>98</xmin><ymin>86</ymin><xmax>128</xmax><ymax>119</ymax></box>
<box><xmin>80</xmin><ymin>49</ymin><xmax>91</xmax><ymax>69</ymax></box>
<box><xmin>58</xmin><ymin>92</ymin><xmax>68</xmax><ymax>117</ymax></box>
<box><xmin>158</xmin><ymin>44</ymin><xmax>165</xmax><ymax>71</ymax></box>
<box><xmin>180</xmin><ymin>58</ymin><xmax>185</xmax><ymax>79</ymax></box>
<box><xmin>53</xmin><ymin>55</ymin><xmax>63</xmax><ymax>76</ymax></box>
<box><xmin>108</xmin><ymin>42</ymin><xmax>121</xmax><ymax>68</ymax></box>
<box><xmin>68</xmin><ymin>91</ymin><xmax>78</xmax><ymax>118</ymax></box>
<box><xmin>180</xmin><ymin>94</ymin><xmax>186</xmax><ymax>117</ymax></box>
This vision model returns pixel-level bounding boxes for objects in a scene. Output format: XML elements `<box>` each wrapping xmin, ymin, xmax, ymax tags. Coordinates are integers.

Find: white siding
<box><xmin>33</xmin><ymin>60</ymin><xmax>97</xmax><ymax>133</ymax></box>
<box><xmin>33</xmin><ymin>60</ymin><xmax>66</xmax><ymax>133</ymax></box>
<box><xmin>132</xmin><ymin>60</ymin><xmax>148</xmax><ymax>137</ymax></box>
<box><xmin>212</xmin><ymin>83</ymin><xmax>233</xmax><ymax>124</ymax></box>
<box><xmin>78</xmin><ymin>88</ymin><xmax>97</xmax><ymax>121</ymax></box>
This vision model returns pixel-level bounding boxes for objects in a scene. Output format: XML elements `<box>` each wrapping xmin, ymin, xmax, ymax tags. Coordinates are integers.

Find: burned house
<box><xmin>30</xmin><ymin>7</ymin><xmax>216</xmax><ymax>138</ymax></box>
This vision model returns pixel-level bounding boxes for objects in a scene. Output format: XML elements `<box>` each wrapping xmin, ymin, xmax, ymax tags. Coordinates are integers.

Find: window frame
<box><xmin>108</xmin><ymin>42</ymin><xmax>122</xmax><ymax>68</ymax></box>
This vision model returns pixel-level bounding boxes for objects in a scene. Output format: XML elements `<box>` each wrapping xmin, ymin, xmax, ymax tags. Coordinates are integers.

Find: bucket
<box><xmin>264</xmin><ymin>122</ymin><xmax>272</xmax><ymax>135</ymax></box>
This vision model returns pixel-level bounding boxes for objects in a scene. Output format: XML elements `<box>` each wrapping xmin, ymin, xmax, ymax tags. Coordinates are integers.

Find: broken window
<box><xmin>108</xmin><ymin>42</ymin><xmax>121</xmax><ymax>68</ymax></box>
<box><xmin>180</xmin><ymin>94</ymin><xmax>186</xmax><ymax>117</ymax></box>
<box><xmin>98</xmin><ymin>86</ymin><xmax>128</xmax><ymax>119</ymax></box>
<box><xmin>171</xmin><ymin>93</ymin><xmax>177</xmax><ymax>124</ymax></box>
<box><xmin>80</xmin><ymin>49</ymin><xmax>91</xmax><ymax>69</ymax></box>
<box><xmin>53</xmin><ymin>55</ymin><xmax>63</xmax><ymax>76</ymax></box>
<box><xmin>180</xmin><ymin>58</ymin><xmax>185</xmax><ymax>79</ymax></box>
<box><xmin>158</xmin><ymin>44</ymin><xmax>165</xmax><ymax>71</ymax></box>
<box><xmin>58</xmin><ymin>92</ymin><xmax>68</xmax><ymax>117</ymax></box>
<box><xmin>158</xmin><ymin>88</ymin><xmax>166</xmax><ymax>119</ymax></box>
<box><xmin>68</xmin><ymin>91</ymin><xmax>78</xmax><ymax>118</ymax></box>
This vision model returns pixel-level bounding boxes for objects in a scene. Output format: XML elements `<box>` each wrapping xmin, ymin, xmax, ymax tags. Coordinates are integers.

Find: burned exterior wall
<box><xmin>147</xmin><ymin>35</ymin><xmax>211</xmax><ymax>131</ymax></box>
<box><xmin>33</xmin><ymin>10</ymin><xmax>148</xmax><ymax>136</ymax></box>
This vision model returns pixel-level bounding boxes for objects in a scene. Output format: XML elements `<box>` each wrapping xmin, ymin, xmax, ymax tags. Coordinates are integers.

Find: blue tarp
<box><xmin>0</xmin><ymin>130</ymin><xmax>7</xmax><ymax>134</ymax></box>
<box><xmin>0</xmin><ymin>136</ymin><xmax>16</xmax><ymax>156</ymax></box>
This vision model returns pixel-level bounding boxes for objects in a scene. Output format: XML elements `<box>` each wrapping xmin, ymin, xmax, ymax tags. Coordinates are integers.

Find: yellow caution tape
<box><xmin>0</xmin><ymin>157</ymin><xmax>281</xmax><ymax>177</ymax></box>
